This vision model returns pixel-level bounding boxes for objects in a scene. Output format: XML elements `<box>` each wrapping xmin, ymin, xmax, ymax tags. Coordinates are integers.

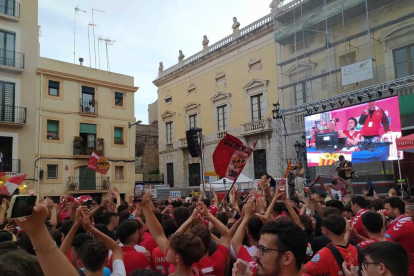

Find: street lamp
<box><xmin>272</xmin><ymin>102</ymin><xmax>281</xmax><ymax>119</ymax></box>
<box><xmin>294</xmin><ymin>141</ymin><xmax>302</xmax><ymax>157</ymax></box>
<box><xmin>128</xmin><ymin>120</ymin><xmax>142</xmax><ymax>129</ymax></box>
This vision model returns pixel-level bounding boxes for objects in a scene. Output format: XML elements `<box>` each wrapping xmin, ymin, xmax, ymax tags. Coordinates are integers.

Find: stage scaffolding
<box><xmin>272</xmin><ymin>0</ymin><xmax>414</xmax><ymax>179</ymax></box>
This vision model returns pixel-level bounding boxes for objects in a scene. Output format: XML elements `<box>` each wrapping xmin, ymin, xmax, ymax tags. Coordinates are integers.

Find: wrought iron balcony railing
<box><xmin>73</xmin><ymin>140</ymin><xmax>105</xmax><ymax>156</ymax></box>
<box><xmin>0</xmin><ymin>159</ymin><xmax>20</xmax><ymax>173</ymax></box>
<box><xmin>0</xmin><ymin>105</ymin><xmax>26</xmax><ymax>124</ymax></box>
<box><xmin>67</xmin><ymin>176</ymin><xmax>111</xmax><ymax>191</ymax></box>
<box><xmin>0</xmin><ymin>48</ymin><xmax>24</xmax><ymax>69</ymax></box>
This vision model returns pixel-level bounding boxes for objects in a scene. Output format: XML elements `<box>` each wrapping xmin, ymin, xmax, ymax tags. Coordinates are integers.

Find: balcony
<box><xmin>0</xmin><ymin>159</ymin><xmax>20</xmax><ymax>173</ymax></box>
<box><xmin>242</xmin><ymin>118</ymin><xmax>272</xmax><ymax>136</ymax></box>
<box><xmin>0</xmin><ymin>105</ymin><xmax>26</xmax><ymax>125</ymax></box>
<box><xmin>166</xmin><ymin>143</ymin><xmax>173</xmax><ymax>150</ymax></box>
<box><xmin>0</xmin><ymin>0</ymin><xmax>20</xmax><ymax>20</ymax></box>
<box><xmin>73</xmin><ymin>139</ymin><xmax>105</xmax><ymax>156</ymax></box>
<box><xmin>80</xmin><ymin>99</ymin><xmax>98</xmax><ymax>116</ymax></box>
<box><xmin>217</xmin><ymin>130</ymin><xmax>227</xmax><ymax>140</ymax></box>
<box><xmin>67</xmin><ymin>176</ymin><xmax>111</xmax><ymax>192</ymax></box>
<box><xmin>179</xmin><ymin>138</ymin><xmax>187</xmax><ymax>148</ymax></box>
<box><xmin>0</xmin><ymin>49</ymin><xmax>24</xmax><ymax>72</ymax></box>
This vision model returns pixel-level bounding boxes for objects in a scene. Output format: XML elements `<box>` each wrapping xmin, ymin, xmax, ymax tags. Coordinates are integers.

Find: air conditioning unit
<box><xmin>85</xmin><ymin>107</ymin><xmax>91</xmax><ymax>112</ymax></box>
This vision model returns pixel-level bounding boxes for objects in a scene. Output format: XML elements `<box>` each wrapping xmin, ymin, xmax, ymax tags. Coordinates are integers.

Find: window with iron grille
<box><xmin>251</xmin><ymin>94</ymin><xmax>263</xmax><ymax>121</ymax></box>
<box><xmin>47</xmin><ymin>165</ymin><xmax>58</xmax><ymax>179</ymax></box>
<box><xmin>217</xmin><ymin>105</ymin><xmax>226</xmax><ymax>131</ymax></box>
<box><xmin>166</xmin><ymin>122</ymin><xmax>173</xmax><ymax>143</ymax></box>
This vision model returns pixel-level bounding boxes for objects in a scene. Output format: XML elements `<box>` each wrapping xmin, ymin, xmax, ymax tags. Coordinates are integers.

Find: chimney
<box><xmin>79</xmin><ymin>58</ymin><xmax>84</xmax><ymax>66</ymax></box>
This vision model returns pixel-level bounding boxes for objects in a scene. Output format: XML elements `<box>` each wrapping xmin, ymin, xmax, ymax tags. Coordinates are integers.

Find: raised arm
<box><xmin>212</xmin><ymin>187</ymin><xmax>219</xmax><ymax>209</ymax></box>
<box><xmin>16</xmin><ymin>205</ymin><xmax>78</xmax><ymax>276</ymax></box>
<box><xmin>198</xmin><ymin>201</ymin><xmax>231</xmax><ymax>248</ymax></box>
<box><xmin>60</xmin><ymin>211</ymin><xmax>81</xmax><ymax>255</ymax></box>
<box><xmin>176</xmin><ymin>208</ymin><xmax>198</xmax><ymax>234</ymax></box>
<box><xmin>283</xmin><ymin>198</ymin><xmax>301</xmax><ymax>226</ymax></box>
<box><xmin>139</xmin><ymin>191</ymin><xmax>169</xmax><ymax>255</ymax></box>
<box><xmin>231</xmin><ymin>198</ymin><xmax>255</xmax><ymax>256</ymax></box>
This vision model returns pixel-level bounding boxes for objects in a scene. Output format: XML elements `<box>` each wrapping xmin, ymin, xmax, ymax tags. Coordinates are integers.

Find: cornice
<box><xmin>37</xmin><ymin>68</ymin><xmax>139</xmax><ymax>93</ymax></box>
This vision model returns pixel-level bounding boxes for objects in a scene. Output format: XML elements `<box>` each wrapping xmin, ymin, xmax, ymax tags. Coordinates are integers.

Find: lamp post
<box><xmin>294</xmin><ymin>137</ymin><xmax>309</xmax><ymax>183</ymax></box>
<box><xmin>128</xmin><ymin>120</ymin><xmax>142</xmax><ymax>129</ymax></box>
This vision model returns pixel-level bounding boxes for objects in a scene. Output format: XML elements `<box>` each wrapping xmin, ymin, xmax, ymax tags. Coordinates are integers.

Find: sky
<box><xmin>38</xmin><ymin>0</ymin><xmax>276</xmax><ymax>124</ymax></box>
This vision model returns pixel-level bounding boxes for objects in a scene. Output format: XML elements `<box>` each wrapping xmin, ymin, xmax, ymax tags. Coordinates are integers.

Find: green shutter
<box><xmin>47</xmin><ymin>120</ymin><xmax>59</xmax><ymax>132</ymax></box>
<box><xmin>82</xmin><ymin>86</ymin><xmax>95</xmax><ymax>94</ymax></box>
<box><xmin>114</xmin><ymin>128</ymin><xmax>123</xmax><ymax>138</ymax></box>
<box><xmin>115</xmin><ymin>92</ymin><xmax>123</xmax><ymax>99</ymax></box>
<box><xmin>80</xmin><ymin>123</ymin><xmax>97</xmax><ymax>134</ymax></box>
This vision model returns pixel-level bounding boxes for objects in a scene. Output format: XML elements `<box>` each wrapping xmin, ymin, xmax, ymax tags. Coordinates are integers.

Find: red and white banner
<box><xmin>0</xmin><ymin>172</ymin><xmax>27</xmax><ymax>196</ymax></box>
<box><xmin>75</xmin><ymin>195</ymin><xmax>93</xmax><ymax>203</ymax></box>
<box><xmin>213</xmin><ymin>134</ymin><xmax>254</xmax><ymax>181</ymax></box>
<box><xmin>87</xmin><ymin>151</ymin><xmax>110</xmax><ymax>175</ymax></box>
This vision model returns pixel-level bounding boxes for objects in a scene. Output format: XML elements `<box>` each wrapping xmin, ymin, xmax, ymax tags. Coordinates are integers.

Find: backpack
<box><xmin>327</xmin><ymin>245</ymin><xmax>363</xmax><ymax>276</ymax></box>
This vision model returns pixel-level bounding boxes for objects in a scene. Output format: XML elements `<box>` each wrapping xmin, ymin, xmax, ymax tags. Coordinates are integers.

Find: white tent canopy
<box><xmin>201</xmin><ymin>174</ymin><xmax>257</xmax><ymax>191</ymax></box>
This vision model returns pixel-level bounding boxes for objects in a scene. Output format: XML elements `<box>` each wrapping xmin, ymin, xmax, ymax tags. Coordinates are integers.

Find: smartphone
<box><xmin>7</xmin><ymin>195</ymin><xmax>38</xmax><ymax>219</ymax></box>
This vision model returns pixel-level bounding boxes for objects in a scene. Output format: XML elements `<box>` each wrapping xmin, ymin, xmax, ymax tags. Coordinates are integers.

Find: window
<box><xmin>47</xmin><ymin>165</ymin><xmax>58</xmax><ymax>179</ymax></box>
<box><xmin>79</xmin><ymin>123</ymin><xmax>97</xmax><ymax>151</ymax></box>
<box><xmin>294</xmin><ymin>83</ymin><xmax>310</xmax><ymax>105</ymax></box>
<box><xmin>115</xmin><ymin>92</ymin><xmax>123</xmax><ymax>106</ymax></box>
<box><xmin>0</xmin><ymin>30</ymin><xmax>15</xmax><ymax>67</ymax></box>
<box><xmin>394</xmin><ymin>44</ymin><xmax>414</xmax><ymax>79</ymax></box>
<box><xmin>165</xmin><ymin>97</ymin><xmax>172</xmax><ymax>104</ymax></box>
<box><xmin>47</xmin><ymin>120</ymin><xmax>59</xmax><ymax>140</ymax></box>
<box><xmin>48</xmin><ymin>81</ymin><xmax>59</xmax><ymax>96</ymax></box>
<box><xmin>339</xmin><ymin>51</ymin><xmax>357</xmax><ymax>68</ymax></box>
<box><xmin>217</xmin><ymin>105</ymin><xmax>226</xmax><ymax>131</ymax></box>
<box><xmin>251</xmin><ymin>94</ymin><xmax>263</xmax><ymax>121</ymax></box>
<box><xmin>167</xmin><ymin>163</ymin><xmax>174</xmax><ymax>187</ymax></box>
<box><xmin>114</xmin><ymin>127</ymin><xmax>124</xmax><ymax>144</ymax></box>
<box><xmin>166</xmin><ymin>122</ymin><xmax>173</xmax><ymax>143</ymax></box>
<box><xmin>0</xmin><ymin>0</ymin><xmax>16</xmax><ymax>17</ymax></box>
<box><xmin>0</xmin><ymin>81</ymin><xmax>15</xmax><ymax>122</ymax></box>
<box><xmin>189</xmin><ymin>115</ymin><xmax>197</xmax><ymax>129</ymax></box>
<box><xmin>81</xmin><ymin>86</ymin><xmax>95</xmax><ymax>113</ymax></box>
<box><xmin>253</xmin><ymin>150</ymin><xmax>267</xmax><ymax>179</ymax></box>
<box><xmin>188</xmin><ymin>163</ymin><xmax>201</xmax><ymax>186</ymax></box>
<box><xmin>115</xmin><ymin>166</ymin><xmax>124</xmax><ymax>180</ymax></box>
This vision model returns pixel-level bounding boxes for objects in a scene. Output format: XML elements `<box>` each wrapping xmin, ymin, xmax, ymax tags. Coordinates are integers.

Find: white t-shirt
<box><xmin>230</xmin><ymin>244</ymin><xmax>258</xmax><ymax>259</ymax></box>
<box><xmin>111</xmin><ymin>259</ymin><xmax>126</xmax><ymax>276</ymax></box>
<box><xmin>330</xmin><ymin>188</ymin><xmax>343</xmax><ymax>201</ymax></box>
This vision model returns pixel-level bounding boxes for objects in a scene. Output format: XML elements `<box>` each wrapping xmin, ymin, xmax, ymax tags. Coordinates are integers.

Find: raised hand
<box><xmin>196</xmin><ymin>201</ymin><xmax>209</xmax><ymax>217</ymax></box>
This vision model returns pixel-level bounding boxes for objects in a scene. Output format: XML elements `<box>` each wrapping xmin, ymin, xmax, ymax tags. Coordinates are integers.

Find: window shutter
<box><xmin>114</xmin><ymin>128</ymin><xmax>123</xmax><ymax>138</ymax></box>
<box><xmin>82</xmin><ymin>86</ymin><xmax>95</xmax><ymax>94</ymax></box>
<box><xmin>80</xmin><ymin>123</ymin><xmax>97</xmax><ymax>134</ymax></box>
<box><xmin>115</xmin><ymin>92</ymin><xmax>123</xmax><ymax>99</ymax></box>
<box><xmin>49</xmin><ymin>81</ymin><xmax>60</xmax><ymax>89</ymax></box>
<box><xmin>3</xmin><ymin>83</ymin><xmax>15</xmax><ymax>106</ymax></box>
<box><xmin>47</xmin><ymin>121</ymin><xmax>59</xmax><ymax>132</ymax></box>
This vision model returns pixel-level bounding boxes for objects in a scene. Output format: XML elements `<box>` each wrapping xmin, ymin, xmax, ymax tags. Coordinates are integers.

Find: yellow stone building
<box><xmin>0</xmin><ymin>0</ymin><xmax>39</xmax><ymax>191</ymax></box>
<box><xmin>154</xmin><ymin>15</ymin><xmax>277</xmax><ymax>188</ymax></box>
<box><xmin>35</xmin><ymin>58</ymin><xmax>138</xmax><ymax>200</ymax></box>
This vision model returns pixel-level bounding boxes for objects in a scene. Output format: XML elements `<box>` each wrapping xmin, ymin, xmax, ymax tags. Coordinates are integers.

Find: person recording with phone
<box><xmin>358</xmin><ymin>101</ymin><xmax>391</xmax><ymax>141</ymax></box>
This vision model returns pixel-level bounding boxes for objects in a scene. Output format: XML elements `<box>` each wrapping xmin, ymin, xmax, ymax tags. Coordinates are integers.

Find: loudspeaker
<box><xmin>186</xmin><ymin>128</ymin><xmax>201</xmax><ymax>157</ymax></box>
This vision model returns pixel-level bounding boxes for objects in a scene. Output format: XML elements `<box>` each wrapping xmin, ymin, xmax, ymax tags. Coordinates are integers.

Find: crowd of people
<box><xmin>0</xmin><ymin>178</ymin><xmax>413</xmax><ymax>276</ymax></box>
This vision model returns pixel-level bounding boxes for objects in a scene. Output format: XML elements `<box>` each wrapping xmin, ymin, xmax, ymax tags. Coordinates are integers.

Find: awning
<box><xmin>396</xmin><ymin>133</ymin><xmax>414</xmax><ymax>153</ymax></box>
<box><xmin>80</xmin><ymin>123</ymin><xmax>97</xmax><ymax>134</ymax></box>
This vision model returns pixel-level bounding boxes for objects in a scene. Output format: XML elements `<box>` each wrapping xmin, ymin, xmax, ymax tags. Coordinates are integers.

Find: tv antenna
<box><xmin>97</xmin><ymin>35</ymin><xmax>103</xmax><ymax>70</ymax></box>
<box><xmin>99</xmin><ymin>37</ymin><xmax>116</xmax><ymax>72</ymax></box>
<box><xmin>88</xmin><ymin>22</ymin><xmax>98</xmax><ymax>68</ymax></box>
<box><xmin>74</xmin><ymin>5</ymin><xmax>86</xmax><ymax>64</ymax></box>
<box><xmin>91</xmin><ymin>8</ymin><xmax>105</xmax><ymax>68</ymax></box>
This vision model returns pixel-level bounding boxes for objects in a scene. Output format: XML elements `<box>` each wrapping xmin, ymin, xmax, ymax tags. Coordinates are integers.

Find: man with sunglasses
<box><xmin>342</xmin><ymin>242</ymin><xmax>408</xmax><ymax>276</ymax></box>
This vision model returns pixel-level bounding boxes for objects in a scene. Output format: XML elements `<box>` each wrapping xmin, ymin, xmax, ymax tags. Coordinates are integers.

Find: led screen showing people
<box><xmin>304</xmin><ymin>96</ymin><xmax>402</xmax><ymax>167</ymax></box>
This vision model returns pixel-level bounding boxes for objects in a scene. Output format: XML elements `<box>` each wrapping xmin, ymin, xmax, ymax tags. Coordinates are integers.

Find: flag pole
<box><xmin>219</xmin><ymin>114</ymin><xmax>272</xmax><ymax>209</ymax></box>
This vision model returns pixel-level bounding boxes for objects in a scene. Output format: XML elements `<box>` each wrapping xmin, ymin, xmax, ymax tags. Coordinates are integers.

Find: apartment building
<box><xmin>153</xmin><ymin>14</ymin><xmax>278</xmax><ymax>188</ymax></box>
<box><xmin>36</xmin><ymin>57</ymin><xmax>138</xmax><ymax>201</ymax></box>
<box><xmin>0</xmin><ymin>0</ymin><xmax>38</xmax><ymax>193</ymax></box>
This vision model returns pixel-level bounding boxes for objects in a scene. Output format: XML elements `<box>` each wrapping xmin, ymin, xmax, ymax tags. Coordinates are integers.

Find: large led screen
<box><xmin>304</xmin><ymin>96</ymin><xmax>402</xmax><ymax>167</ymax></box>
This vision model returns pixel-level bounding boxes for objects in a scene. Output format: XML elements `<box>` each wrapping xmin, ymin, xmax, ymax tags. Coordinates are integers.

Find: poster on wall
<box><xmin>341</xmin><ymin>59</ymin><xmax>373</xmax><ymax>86</ymax></box>
<box><xmin>304</xmin><ymin>96</ymin><xmax>402</xmax><ymax>167</ymax></box>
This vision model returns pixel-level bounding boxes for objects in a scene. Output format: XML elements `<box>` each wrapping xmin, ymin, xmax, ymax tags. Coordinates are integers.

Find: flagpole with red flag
<box><xmin>213</xmin><ymin>114</ymin><xmax>272</xmax><ymax>208</ymax></box>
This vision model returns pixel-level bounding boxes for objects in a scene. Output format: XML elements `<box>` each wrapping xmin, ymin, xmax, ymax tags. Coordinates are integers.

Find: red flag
<box><xmin>75</xmin><ymin>195</ymin><xmax>93</xmax><ymax>203</ymax></box>
<box><xmin>87</xmin><ymin>151</ymin><xmax>110</xmax><ymax>175</ymax></box>
<box><xmin>0</xmin><ymin>172</ymin><xmax>27</xmax><ymax>196</ymax></box>
<box><xmin>213</xmin><ymin>134</ymin><xmax>254</xmax><ymax>181</ymax></box>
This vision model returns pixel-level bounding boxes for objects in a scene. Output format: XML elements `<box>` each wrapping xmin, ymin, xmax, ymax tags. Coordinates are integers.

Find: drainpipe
<box><xmin>37</xmin><ymin>74</ymin><xmax>43</xmax><ymax>196</ymax></box>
